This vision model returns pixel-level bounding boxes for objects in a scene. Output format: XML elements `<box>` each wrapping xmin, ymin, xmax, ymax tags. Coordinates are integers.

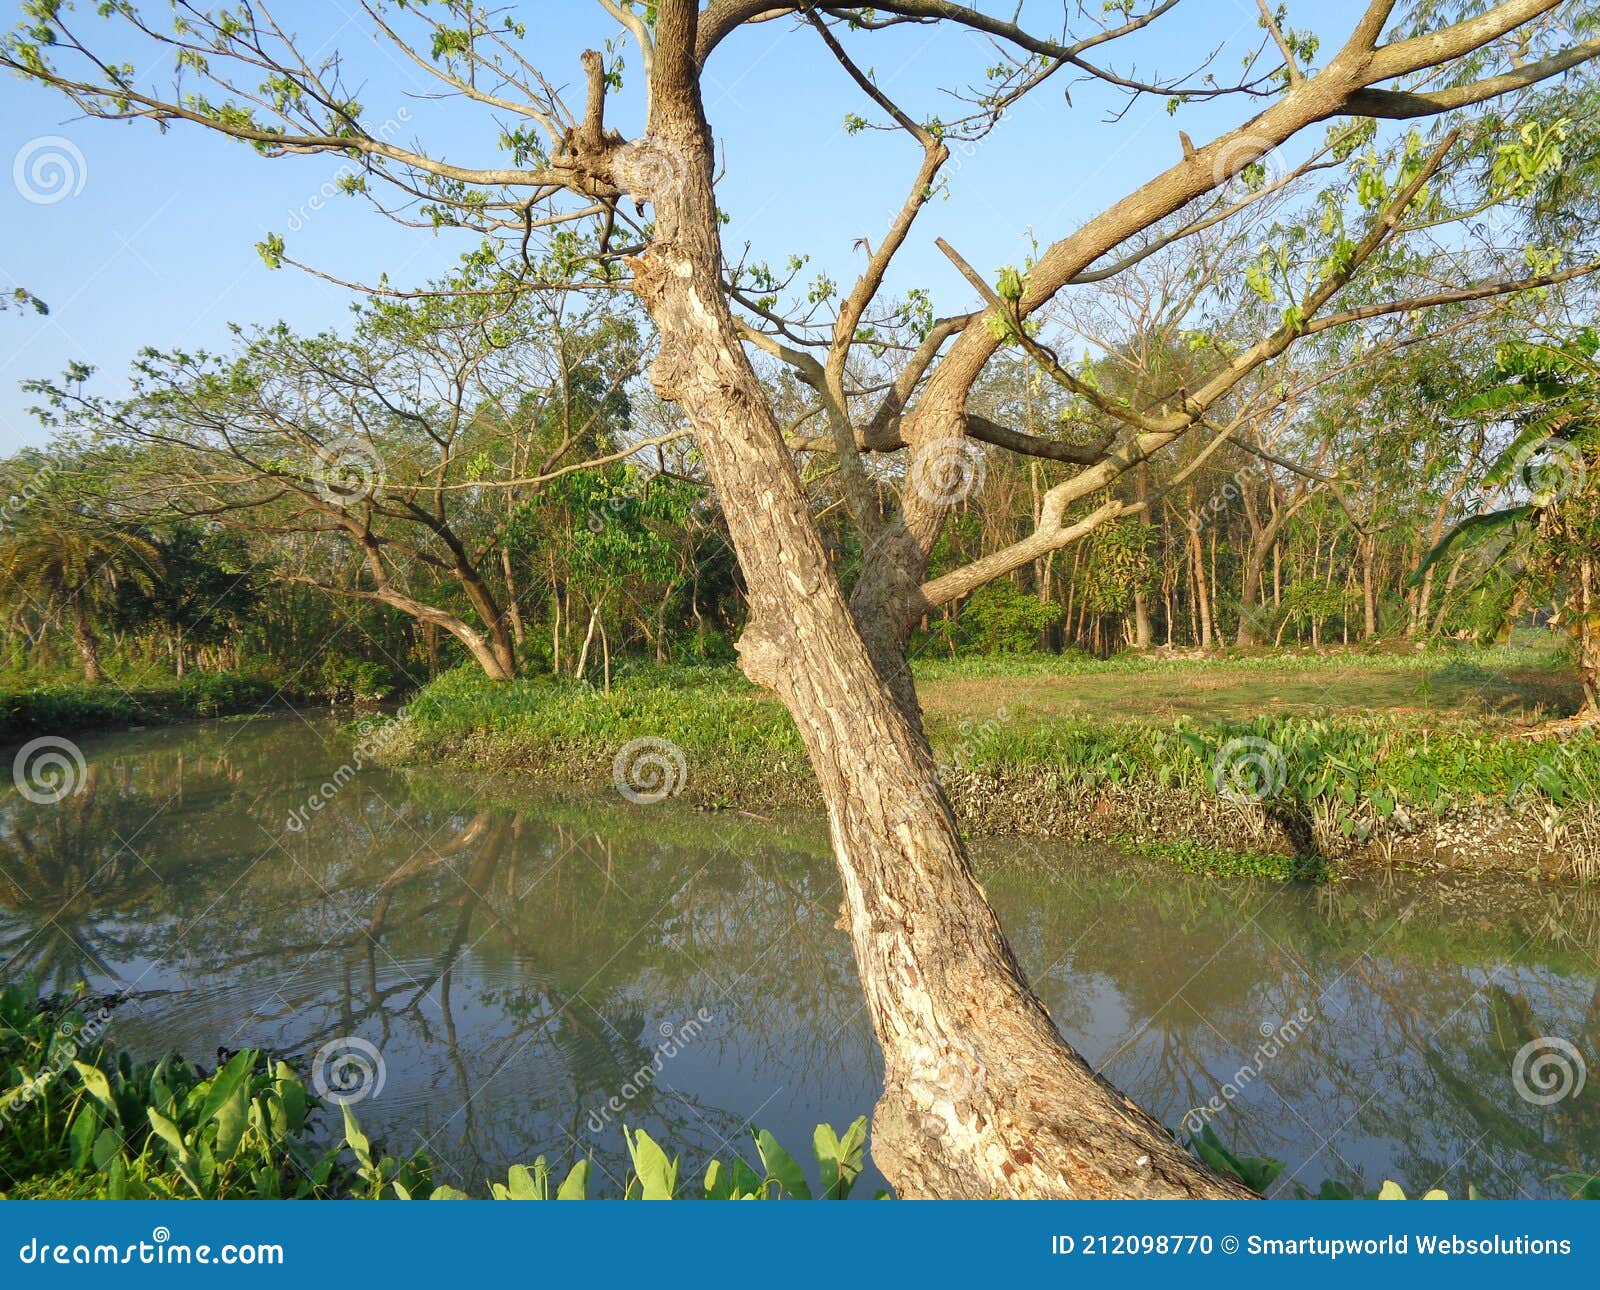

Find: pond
<box><xmin>2</xmin><ymin>714</ymin><xmax>1596</xmax><ymax>1198</ymax></box>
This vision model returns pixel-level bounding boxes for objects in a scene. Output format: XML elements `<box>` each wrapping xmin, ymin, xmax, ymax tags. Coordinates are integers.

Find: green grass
<box><xmin>381</xmin><ymin>641</ymin><xmax>1597</xmax><ymax>874</ymax></box>
<box><xmin>913</xmin><ymin>637</ymin><xmax>1578</xmax><ymax>729</ymax></box>
<box><xmin>0</xmin><ymin>671</ymin><xmax>302</xmax><ymax>741</ymax></box>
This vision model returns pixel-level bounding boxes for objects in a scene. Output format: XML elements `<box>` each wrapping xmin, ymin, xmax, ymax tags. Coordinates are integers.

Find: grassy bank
<box><xmin>0</xmin><ymin>671</ymin><xmax>319</xmax><ymax>742</ymax></box>
<box><xmin>377</xmin><ymin>641</ymin><xmax>1600</xmax><ymax>877</ymax></box>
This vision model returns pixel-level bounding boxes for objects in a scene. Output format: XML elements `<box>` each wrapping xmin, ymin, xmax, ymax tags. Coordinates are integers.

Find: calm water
<box><xmin>2</xmin><ymin>714</ymin><xmax>1597</xmax><ymax>1198</ymax></box>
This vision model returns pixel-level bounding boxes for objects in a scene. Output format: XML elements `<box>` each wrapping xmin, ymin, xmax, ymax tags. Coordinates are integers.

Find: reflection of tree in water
<box><xmin>0</xmin><ymin>756</ymin><xmax>247</xmax><ymax>990</ymax></box>
<box><xmin>176</xmin><ymin>799</ymin><xmax>869</xmax><ymax>1189</ymax></box>
<box><xmin>981</xmin><ymin>856</ymin><xmax>1600</xmax><ymax>1197</ymax></box>
<box><xmin>6</xmin><ymin>718</ymin><xmax>1598</xmax><ymax>1196</ymax></box>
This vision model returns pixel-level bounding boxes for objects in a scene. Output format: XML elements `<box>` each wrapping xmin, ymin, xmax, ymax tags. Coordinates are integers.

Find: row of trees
<box><xmin>5</xmin><ymin>274</ymin><xmax>1594</xmax><ymax>698</ymax></box>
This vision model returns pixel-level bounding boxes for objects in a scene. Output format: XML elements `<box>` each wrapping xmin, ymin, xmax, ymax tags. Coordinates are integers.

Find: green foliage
<box><xmin>1190</xmin><ymin>1125</ymin><xmax>1283</xmax><ymax>1193</ymax></box>
<box><xmin>0</xmin><ymin>672</ymin><xmax>290</xmax><ymax>740</ymax></box>
<box><xmin>315</xmin><ymin>654</ymin><xmax>398</xmax><ymax>704</ymax></box>
<box><xmin>932</xmin><ymin>581</ymin><xmax>1064</xmax><ymax>654</ymax></box>
<box><xmin>1</xmin><ymin>987</ymin><xmax>871</xmax><ymax>1201</ymax></box>
<box><xmin>0</xmin><ymin>985</ymin><xmax>343</xmax><ymax>1199</ymax></box>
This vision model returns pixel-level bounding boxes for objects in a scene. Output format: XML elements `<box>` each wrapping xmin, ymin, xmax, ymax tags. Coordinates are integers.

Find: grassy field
<box><xmin>379</xmin><ymin>637</ymin><xmax>1598</xmax><ymax>876</ymax></box>
<box><xmin>913</xmin><ymin>639</ymin><xmax>1579</xmax><ymax>732</ymax></box>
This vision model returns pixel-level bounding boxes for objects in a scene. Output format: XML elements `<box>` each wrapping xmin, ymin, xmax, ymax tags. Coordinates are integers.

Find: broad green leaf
<box><xmin>213</xmin><ymin>1082</ymin><xmax>250</xmax><ymax>1162</ymax></box>
<box><xmin>91</xmin><ymin>1126</ymin><xmax>121</xmax><ymax>1171</ymax></box>
<box><xmin>68</xmin><ymin>1105</ymin><xmax>98</xmax><ymax>1170</ymax></box>
<box><xmin>504</xmin><ymin>1162</ymin><xmax>545</xmax><ymax>1200</ymax></box>
<box><xmin>556</xmin><ymin>1159</ymin><xmax>589</xmax><ymax>1200</ymax></box>
<box><xmin>192</xmin><ymin>1048</ymin><xmax>254</xmax><ymax>1126</ymax></box>
<box><xmin>755</xmin><ymin>1128</ymin><xmax>811</xmax><ymax>1199</ymax></box>
<box><xmin>146</xmin><ymin>1106</ymin><xmax>191</xmax><ymax>1163</ymax></box>
<box><xmin>625</xmin><ymin>1127</ymin><xmax>679</xmax><ymax>1200</ymax></box>
<box><xmin>71</xmin><ymin>1061</ymin><xmax>115</xmax><ymax>1118</ymax></box>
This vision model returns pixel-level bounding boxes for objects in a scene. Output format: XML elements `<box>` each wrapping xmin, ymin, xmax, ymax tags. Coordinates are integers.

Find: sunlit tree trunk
<box><xmin>633</xmin><ymin>11</ymin><xmax>1246</xmax><ymax>1197</ymax></box>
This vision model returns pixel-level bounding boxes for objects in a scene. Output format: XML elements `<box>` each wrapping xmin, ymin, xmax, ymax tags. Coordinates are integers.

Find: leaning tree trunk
<box><xmin>626</xmin><ymin>37</ymin><xmax>1247</xmax><ymax>1199</ymax></box>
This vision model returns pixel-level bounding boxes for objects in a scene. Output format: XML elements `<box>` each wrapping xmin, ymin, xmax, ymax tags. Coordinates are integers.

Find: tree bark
<box><xmin>72</xmin><ymin>598</ymin><xmax>103</xmax><ymax>684</ymax></box>
<box><xmin>1578</xmin><ymin>554</ymin><xmax>1598</xmax><ymax>718</ymax></box>
<box><xmin>1132</xmin><ymin>464</ymin><xmax>1153</xmax><ymax>649</ymax></box>
<box><xmin>1188</xmin><ymin>518</ymin><xmax>1215</xmax><ymax>649</ymax></box>
<box><xmin>631</xmin><ymin>9</ymin><xmax>1247</xmax><ymax>1199</ymax></box>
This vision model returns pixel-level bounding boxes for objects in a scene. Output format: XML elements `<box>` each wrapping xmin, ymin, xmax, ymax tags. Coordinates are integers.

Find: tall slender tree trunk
<box><xmin>1131</xmin><ymin>464</ymin><xmax>1153</xmax><ymax>649</ymax></box>
<box><xmin>1578</xmin><ymin>555</ymin><xmax>1598</xmax><ymax>718</ymax></box>
<box><xmin>72</xmin><ymin>599</ymin><xmax>103</xmax><ymax>684</ymax></box>
<box><xmin>501</xmin><ymin>547</ymin><xmax>526</xmax><ymax>646</ymax></box>
<box><xmin>1361</xmin><ymin>534</ymin><xmax>1378</xmax><ymax>639</ymax></box>
<box><xmin>629</xmin><ymin>15</ymin><xmax>1246</xmax><ymax>1198</ymax></box>
<box><xmin>1188</xmin><ymin>520</ymin><xmax>1215</xmax><ymax>649</ymax></box>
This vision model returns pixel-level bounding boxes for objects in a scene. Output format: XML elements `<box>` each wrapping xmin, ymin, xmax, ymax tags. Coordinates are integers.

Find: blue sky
<box><xmin>0</xmin><ymin>0</ymin><xmax>1355</xmax><ymax>451</ymax></box>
